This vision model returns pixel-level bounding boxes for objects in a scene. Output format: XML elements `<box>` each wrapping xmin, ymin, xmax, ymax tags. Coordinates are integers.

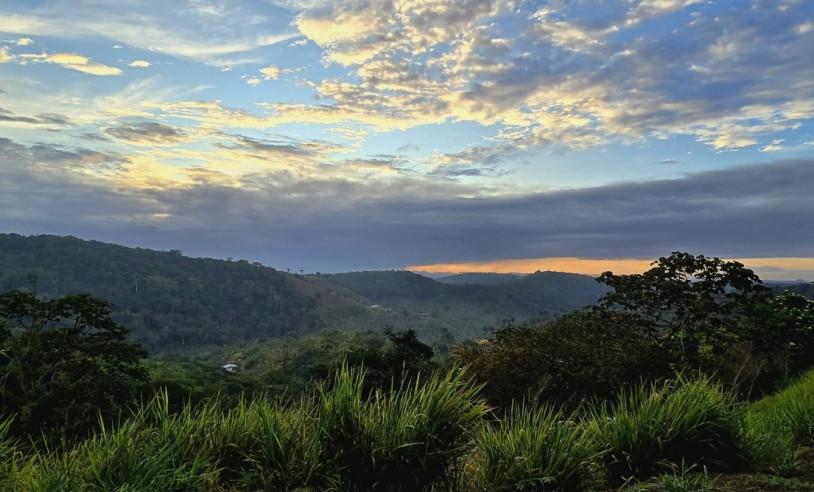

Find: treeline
<box><xmin>0</xmin><ymin>233</ymin><xmax>614</xmax><ymax>352</ymax></box>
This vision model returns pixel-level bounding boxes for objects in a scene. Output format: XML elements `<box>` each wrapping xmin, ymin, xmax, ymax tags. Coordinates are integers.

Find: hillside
<box><xmin>0</xmin><ymin>233</ymin><xmax>611</xmax><ymax>352</ymax></box>
<box><xmin>436</xmin><ymin>272</ymin><xmax>524</xmax><ymax>285</ymax></box>
<box><xmin>323</xmin><ymin>269</ymin><xmax>609</xmax><ymax>321</ymax></box>
<box><xmin>0</xmin><ymin>234</ymin><xmax>337</xmax><ymax>352</ymax></box>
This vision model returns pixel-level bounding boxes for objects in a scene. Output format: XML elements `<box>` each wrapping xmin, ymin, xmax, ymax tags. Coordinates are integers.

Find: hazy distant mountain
<box><xmin>322</xmin><ymin>269</ymin><xmax>609</xmax><ymax>320</ymax></box>
<box><xmin>435</xmin><ymin>272</ymin><xmax>524</xmax><ymax>285</ymax></box>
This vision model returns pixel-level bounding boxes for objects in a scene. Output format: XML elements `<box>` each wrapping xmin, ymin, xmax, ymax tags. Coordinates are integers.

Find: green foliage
<box><xmin>0</xmin><ymin>233</ymin><xmax>319</xmax><ymax>352</ymax></box>
<box><xmin>0</xmin><ymin>290</ymin><xmax>149</xmax><ymax>444</ymax></box>
<box><xmin>657</xmin><ymin>462</ymin><xmax>717</xmax><ymax>492</ymax></box>
<box><xmin>6</xmin><ymin>368</ymin><xmax>814</xmax><ymax>489</ymax></box>
<box><xmin>749</xmin><ymin>370</ymin><xmax>814</xmax><ymax>452</ymax></box>
<box><xmin>596</xmin><ymin>252</ymin><xmax>774</xmax><ymax>366</ymax></box>
<box><xmin>313</xmin><ymin>328</ymin><xmax>436</xmax><ymax>393</ymax></box>
<box><xmin>465</xmin><ymin>405</ymin><xmax>600</xmax><ymax>491</ymax></box>
<box><xmin>454</xmin><ymin>311</ymin><xmax>669</xmax><ymax>410</ymax></box>
<box><xmin>749</xmin><ymin>292</ymin><xmax>814</xmax><ymax>377</ymax></box>
<box><xmin>592</xmin><ymin>374</ymin><xmax>747</xmax><ymax>485</ymax></box>
<box><xmin>318</xmin><ymin>364</ymin><xmax>487</xmax><ymax>491</ymax></box>
<box><xmin>146</xmin><ymin>360</ymin><xmax>270</xmax><ymax>413</ymax></box>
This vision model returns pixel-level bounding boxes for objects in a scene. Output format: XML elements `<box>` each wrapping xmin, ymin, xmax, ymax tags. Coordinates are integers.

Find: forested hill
<box><xmin>0</xmin><ymin>234</ymin><xmax>327</xmax><ymax>352</ymax></box>
<box><xmin>435</xmin><ymin>272</ymin><xmax>523</xmax><ymax>285</ymax></box>
<box><xmin>1</xmin><ymin>233</ymin><xmax>612</xmax><ymax>353</ymax></box>
<box><xmin>322</xmin><ymin>269</ymin><xmax>609</xmax><ymax>319</ymax></box>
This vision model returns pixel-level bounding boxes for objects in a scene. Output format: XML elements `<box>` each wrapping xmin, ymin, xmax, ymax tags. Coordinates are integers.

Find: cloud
<box><xmin>0</xmin><ymin>2</ymin><xmax>298</xmax><ymax>66</ymax></box>
<box><xmin>1</xmin><ymin>133</ymin><xmax>811</xmax><ymax>272</ymax></box>
<box><xmin>259</xmin><ymin>65</ymin><xmax>281</xmax><ymax>80</ymax></box>
<box><xmin>761</xmin><ymin>139</ymin><xmax>785</xmax><ymax>152</ymax></box>
<box><xmin>128</xmin><ymin>60</ymin><xmax>150</xmax><ymax>68</ymax></box>
<box><xmin>246</xmin><ymin>77</ymin><xmax>261</xmax><ymax>86</ymax></box>
<box><xmin>20</xmin><ymin>51</ymin><xmax>121</xmax><ymax>75</ymax></box>
<box><xmin>0</xmin><ymin>107</ymin><xmax>71</xmax><ymax>126</ymax></box>
<box><xmin>273</xmin><ymin>0</ymin><xmax>814</xmax><ymax>163</ymax></box>
<box><xmin>0</xmin><ymin>47</ymin><xmax>13</xmax><ymax>63</ymax></box>
<box><xmin>14</xmin><ymin>37</ymin><xmax>33</xmax><ymax>46</ymax></box>
<box><xmin>102</xmin><ymin>122</ymin><xmax>192</xmax><ymax>145</ymax></box>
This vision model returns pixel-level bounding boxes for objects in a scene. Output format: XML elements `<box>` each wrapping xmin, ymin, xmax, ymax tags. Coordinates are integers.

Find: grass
<box><xmin>464</xmin><ymin>404</ymin><xmax>600</xmax><ymax>490</ymax></box>
<box><xmin>4</xmin><ymin>368</ymin><xmax>814</xmax><ymax>490</ymax></box>
<box><xmin>591</xmin><ymin>374</ymin><xmax>747</xmax><ymax>485</ymax></box>
<box><xmin>318</xmin><ymin>364</ymin><xmax>488</xmax><ymax>490</ymax></box>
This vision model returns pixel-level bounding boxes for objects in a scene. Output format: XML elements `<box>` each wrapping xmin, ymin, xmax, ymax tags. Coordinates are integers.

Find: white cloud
<box><xmin>0</xmin><ymin>47</ymin><xmax>12</xmax><ymax>63</ymax></box>
<box><xmin>128</xmin><ymin>60</ymin><xmax>150</xmax><ymax>68</ymax></box>
<box><xmin>761</xmin><ymin>139</ymin><xmax>785</xmax><ymax>152</ymax></box>
<box><xmin>796</xmin><ymin>22</ymin><xmax>813</xmax><ymax>34</ymax></box>
<box><xmin>246</xmin><ymin>77</ymin><xmax>261</xmax><ymax>86</ymax></box>
<box><xmin>20</xmin><ymin>51</ymin><xmax>122</xmax><ymax>75</ymax></box>
<box><xmin>14</xmin><ymin>37</ymin><xmax>33</xmax><ymax>46</ymax></box>
<box><xmin>259</xmin><ymin>65</ymin><xmax>281</xmax><ymax>80</ymax></box>
<box><xmin>0</xmin><ymin>5</ymin><xmax>298</xmax><ymax>66</ymax></box>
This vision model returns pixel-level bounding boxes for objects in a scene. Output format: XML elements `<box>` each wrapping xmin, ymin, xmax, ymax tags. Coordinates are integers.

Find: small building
<box><xmin>221</xmin><ymin>363</ymin><xmax>238</xmax><ymax>373</ymax></box>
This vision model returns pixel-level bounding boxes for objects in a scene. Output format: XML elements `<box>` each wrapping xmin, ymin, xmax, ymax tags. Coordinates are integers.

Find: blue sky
<box><xmin>1</xmin><ymin>0</ymin><xmax>813</xmax><ymax>279</ymax></box>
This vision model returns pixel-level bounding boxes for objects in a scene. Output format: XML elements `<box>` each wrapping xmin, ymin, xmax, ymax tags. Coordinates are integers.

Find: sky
<box><xmin>1</xmin><ymin>0</ymin><xmax>813</xmax><ymax>280</ymax></box>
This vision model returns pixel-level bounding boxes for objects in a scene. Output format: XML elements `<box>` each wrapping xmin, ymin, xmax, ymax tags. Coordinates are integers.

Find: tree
<box><xmin>312</xmin><ymin>328</ymin><xmax>435</xmax><ymax>393</ymax></box>
<box><xmin>454</xmin><ymin>312</ymin><xmax>669</xmax><ymax>410</ymax></box>
<box><xmin>747</xmin><ymin>292</ymin><xmax>814</xmax><ymax>378</ymax></box>
<box><xmin>0</xmin><ymin>290</ymin><xmax>149</xmax><ymax>443</ymax></box>
<box><xmin>595</xmin><ymin>252</ymin><xmax>773</xmax><ymax>365</ymax></box>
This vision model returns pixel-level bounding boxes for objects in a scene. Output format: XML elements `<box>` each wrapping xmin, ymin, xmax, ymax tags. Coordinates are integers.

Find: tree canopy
<box><xmin>0</xmin><ymin>290</ymin><xmax>149</xmax><ymax>443</ymax></box>
<box><xmin>595</xmin><ymin>251</ymin><xmax>774</xmax><ymax>365</ymax></box>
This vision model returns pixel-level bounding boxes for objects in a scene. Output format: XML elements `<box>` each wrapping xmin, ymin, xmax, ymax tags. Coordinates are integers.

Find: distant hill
<box><xmin>322</xmin><ymin>269</ymin><xmax>608</xmax><ymax>324</ymax></box>
<box><xmin>0</xmin><ymin>234</ymin><xmax>341</xmax><ymax>352</ymax></box>
<box><xmin>769</xmin><ymin>282</ymin><xmax>814</xmax><ymax>299</ymax></box>
<box><xmin>0</xmin><ymin>234</ymin><xmax>611</xmax><ymax>353</ymax></box>
<box><xmin>435</xmin><ymin>272</ymin><xmax>524</xmax><ymax>285</ymax></box>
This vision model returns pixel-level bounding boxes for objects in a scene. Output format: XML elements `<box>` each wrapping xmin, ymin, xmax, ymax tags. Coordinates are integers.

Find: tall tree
<box><xmin>0</xmin><ymin>290</ymin><xmax>148</xmax><ymax>443</ymax></box>
<box><xmin>595</xmin><ymin>252</ymin><xmax>774</xmax><ymax>365</ymax></box>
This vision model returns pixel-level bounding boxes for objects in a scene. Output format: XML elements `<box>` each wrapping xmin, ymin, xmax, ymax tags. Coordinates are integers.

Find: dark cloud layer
<box><xmin>103</xmin><ymin>122</ymin><xmax>189</xmax><ymax>145</ymax></box>
<box><xmin>0</xmin><ymin>107</ymin><xmax>71</xmax><ymax>125</ymax></box>
<box><xmin>1</xmin><ymin>138</ymin><xmax>811</xmax><ymax>272</ymax></box>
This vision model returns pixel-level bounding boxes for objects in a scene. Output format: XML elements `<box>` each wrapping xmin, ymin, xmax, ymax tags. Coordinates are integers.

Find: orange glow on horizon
<box><xmin>407</xmin><ymin>257</ymin><xmax>814</xmax><ymax>277</ymax></box>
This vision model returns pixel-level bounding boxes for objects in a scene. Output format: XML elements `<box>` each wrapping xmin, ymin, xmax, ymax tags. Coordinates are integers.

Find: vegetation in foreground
<box><xmin>1</xmin><ymin>366</ymin><xmax>814</xmax><ymax>491</ymax></box>
<box><xmin>2</xmin><ymin>251</ymin><xmax>814</xmax><ymax>490</ymax></box>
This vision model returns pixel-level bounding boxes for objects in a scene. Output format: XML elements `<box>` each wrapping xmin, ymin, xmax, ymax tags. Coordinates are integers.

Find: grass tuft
<box><xmin>592</xmin><ymin>374</ymin><xmax>747</xmax><ymax>485</ymax></box>
<box><xmin>464</xmin><ymin>404</ymin><xmax>600</xmax><ymax>491</ymax></box>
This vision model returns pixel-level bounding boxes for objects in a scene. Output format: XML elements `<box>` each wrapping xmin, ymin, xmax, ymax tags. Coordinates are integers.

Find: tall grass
<box><xmin>744</xmin><ymin>369</ymin><xmax>814</xmax><ymax>472</ymax></box>
<box><xmin>318</xmin><ymin>364</ymin><xmax>487</xmax><ymax>491</ymax></box>
<box><xmin>592</xmin><ymin>374</ymin><xmax>747</xmax><ymax>484</ymax></box>
<box><xmin>464</xmin><ymin>404</ymin><xmax>600</xmax><ymax>491</ymax></box>
<box><xmin>243</xmin><ymin>396</ymin><xmax>329</xmax><ymax>490</ymax></box>
<box><xmin>7</xmin><ymin>367</ymin><xmax>814</xmax><ymax>490</ymax></box>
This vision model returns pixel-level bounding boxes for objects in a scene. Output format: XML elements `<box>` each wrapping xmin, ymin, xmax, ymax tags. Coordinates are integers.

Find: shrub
<box><xmin>455</xmin><ymin>311</ymin><xmax>669</xmax><ymax>411</ymax></box>
<box><xmin>318</xmin><ymin>364</ymin><xmax>487</xmax><ymax>491</ymax></box>
<box><xmin>592</xmin><ymin>374</ymin><xmax>747</xmax><ymax>485</ymax></box>
<box><xmin>464</xmin><ymin>404</ymin><xmax>600</xmax><ymax>490</ymax></box>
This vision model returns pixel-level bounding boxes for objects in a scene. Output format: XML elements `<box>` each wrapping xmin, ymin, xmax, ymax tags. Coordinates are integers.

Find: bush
<box><xmin>592</xmin><ymin>374</ymin><xmax>747</xmax><ymax>484</ymax></box>
<box><xmin>465</xmin><ymin>404</ymin><xmax>600</xmax><ymax>490</ymax></box>
<box><xmin>455</xmin><ymin>311</ymin><xmax>669</xmax><ymax>410</ymax></box>
<box><xmin>318</xmin><ymin>364</ymin><xmax>487</xmax><ymax>490</ymax></box>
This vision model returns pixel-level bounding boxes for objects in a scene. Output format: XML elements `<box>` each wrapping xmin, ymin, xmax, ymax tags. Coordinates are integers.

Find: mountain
<box><xmin>322</xmin><ymin>269</ymin><xmax>609</xmax><ymax>323</ymax></box>
<box><xmin>0</xmin><ymin>233</ymin><xmax>611</xmax><ymax>352</ymax></box>
<box><xmin>435</xmin><ymin>272</ymin><xmax>524</xmax><ymax>285</ymax></box>
<box><xmin>0</xmin><ymin>234</ymin><xmax>334</xmax><ymax>352</ymax></box>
